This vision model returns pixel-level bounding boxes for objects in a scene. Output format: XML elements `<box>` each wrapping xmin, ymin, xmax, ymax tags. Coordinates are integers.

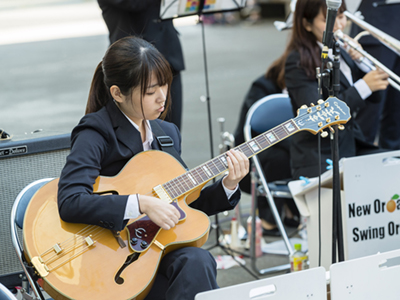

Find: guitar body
<box><xmin>23</xmin><ymin>151</ymin><xmax>211</xmax><ymax>300</ymax></box>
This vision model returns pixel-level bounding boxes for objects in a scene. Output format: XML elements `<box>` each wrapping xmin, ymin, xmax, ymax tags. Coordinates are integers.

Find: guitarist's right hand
<box><xmin>137</xmin><ymin>195</ymin><xmax>181</xmax><ymax>230</ymax></box>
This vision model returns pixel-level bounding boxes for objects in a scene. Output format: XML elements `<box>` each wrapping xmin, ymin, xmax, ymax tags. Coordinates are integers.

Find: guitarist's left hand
<box><xmin>222</xmin><ymin>149</ymin><xmax>249</xmax><ymax>190</ymax></box>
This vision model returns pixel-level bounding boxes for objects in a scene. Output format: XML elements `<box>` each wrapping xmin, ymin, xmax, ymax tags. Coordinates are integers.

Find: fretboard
<box><xmin>162</xmin><ymin>119</ymin><xmax>299</xmax><ymax>200</ymax></box>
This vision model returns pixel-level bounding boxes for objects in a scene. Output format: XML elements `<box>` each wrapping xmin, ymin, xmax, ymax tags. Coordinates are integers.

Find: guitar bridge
<box><xmin>31</xmin><ymin>256</ymin><xmax>49</xmax><ymax>277</ymax></box>
<box><xmin>153</xmin><ymin>185</ymin><xmax>172</xmax><ymax>202</ymax></box>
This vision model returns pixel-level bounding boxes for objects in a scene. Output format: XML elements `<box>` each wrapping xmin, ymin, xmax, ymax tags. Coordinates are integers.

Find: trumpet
<box><xmin>334</xmin><ymin>29</ymin><xmax>400</xmax><ymax>92</ymax></box>
<box><xmin>344</xmin><ymin>10</ymin><xmax>400</xmax><ymax>56</ymax></box>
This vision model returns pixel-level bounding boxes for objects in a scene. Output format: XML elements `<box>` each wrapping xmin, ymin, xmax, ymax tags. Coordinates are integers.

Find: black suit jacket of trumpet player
<box><xmin>350</xmin><ymin>0</ymin><xmax>400</xmax><ymax>150</ymax></box>
<box><xmin>285</xmin><ymin>49</ymin><xmax>383</xmax><ymax>179</ymax></box>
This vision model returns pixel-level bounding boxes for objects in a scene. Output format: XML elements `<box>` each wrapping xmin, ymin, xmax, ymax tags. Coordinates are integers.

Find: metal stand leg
<box><xmin>249</xmin><ymin>160</ymin><xmax>294</xmax><ymax>275</ymax></box>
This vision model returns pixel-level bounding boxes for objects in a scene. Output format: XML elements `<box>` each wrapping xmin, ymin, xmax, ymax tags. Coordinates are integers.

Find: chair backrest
<box><xmin>10</xmin><ymin>178</ymin><xmax>54</xmax><ymax>300</ymax></box>
<box><xmin>244</xmin><ymin>93</ymin><xmax>294</xmax><ymax>141</ymax></box>
<box><xmin>12</xmin><ymin>178</ymin><xmax>53</xmax><ymax>230</ymax></box>
<box><xmin>0</xmin><ymin>282</ymin><xmax>17</xmax><ymax>300</ymax></box>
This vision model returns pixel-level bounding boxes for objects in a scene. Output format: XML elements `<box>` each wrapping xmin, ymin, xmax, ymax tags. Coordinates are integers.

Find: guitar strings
<box><xmin>40</xmin><ymin>226</ymin><xmax>105</xmax><ymax>267</ymax></box>
<box><xmin>165</xmin><ymin>121</ymin><xmax>297</xmax><ymax>200</ymax></box>
<box><xmin>164</xmin><ymin>122</ymin><xmax>292</xmax><ymax>199</ymax></box>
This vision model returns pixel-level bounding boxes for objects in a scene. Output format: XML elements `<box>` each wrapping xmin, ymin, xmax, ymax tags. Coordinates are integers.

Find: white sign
<box><xmin>343</xmin><ymin>150</ymin><xmax>400</xmax><ymax>259</ymax></box>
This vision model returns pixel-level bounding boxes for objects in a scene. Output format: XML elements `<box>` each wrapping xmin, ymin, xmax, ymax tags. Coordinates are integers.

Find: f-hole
<box><xmin>115</xmin><ymin>252</ymin><xmax>140</xmax><ymax>285</ymax></box>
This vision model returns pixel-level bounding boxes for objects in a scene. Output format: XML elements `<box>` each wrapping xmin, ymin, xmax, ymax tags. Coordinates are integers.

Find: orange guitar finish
<box><xmin>23</xmin><ymin>151</ymin><xmax>210</xmax><ymax>300</ymax></box>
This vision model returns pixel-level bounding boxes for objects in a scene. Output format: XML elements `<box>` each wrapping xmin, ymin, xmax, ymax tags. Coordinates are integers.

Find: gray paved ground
<box><xmin>0</xmin><ymin>0</ymin><xmax>296</xmax><ymax>294</ymax></box>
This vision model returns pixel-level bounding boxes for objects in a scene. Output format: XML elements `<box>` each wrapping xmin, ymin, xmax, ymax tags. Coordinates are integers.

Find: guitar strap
<box><xmin>150</xmin><ymin>120</ymin><xmax>188</xmax><ymax>169</ymax></box>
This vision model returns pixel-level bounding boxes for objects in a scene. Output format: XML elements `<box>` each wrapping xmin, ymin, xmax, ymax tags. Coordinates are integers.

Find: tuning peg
<box><xmin>317</xmin><ymin>99</ymin><xmax>324</xmax><ymax>104</ymax></box>
<box><xmin>300</xmin><ymin>104</ymin><xmax>308</xmax><ymax>109</ymax></box>
<box><xmin>320</xmin><ymin>131</ymin><xmax>328</xmax><ymax>138</ymax></box>
<box><xmin>328</xmin><ymin>126</ymin><xmax>335</xmax><ymax>133</ymax></box>
<box><xmin>310</xmin><ymin>103</ymin><xmax>315</xmax><ymax>107</ymax></box>
<box><xmin>338</xmin><ymin>125</ymin><xmax>345</xmax><ymax>130</ymax></box>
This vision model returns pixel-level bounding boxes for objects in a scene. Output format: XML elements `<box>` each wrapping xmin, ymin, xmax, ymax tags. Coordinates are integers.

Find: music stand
<box><xmin>160</xmin><ymin>0</ymin><xmax>247</xmax><ymax>20</ymax></box>
<box><xmin>159</xmin><ymin>0</ymin><xmax>257</xmax><ymax>279</ymax></box>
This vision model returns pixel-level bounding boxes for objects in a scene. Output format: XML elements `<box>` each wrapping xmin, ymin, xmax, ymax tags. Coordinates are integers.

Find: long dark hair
<box><xmin>86</xmin><ymin>36</ymin><xmax>173</xmax><ymax>118</ymax></box>
<box><xmin>266</xmin><ymin>0</ymin><xmax>346</xmax><ymax>82</ymax></box>
<box><xmin>265</xmin><ymin>54</ymin><xmax>287</xmax><ymax>90</ymax></box>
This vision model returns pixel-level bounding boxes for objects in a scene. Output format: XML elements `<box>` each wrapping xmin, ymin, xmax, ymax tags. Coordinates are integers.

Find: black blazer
<box><xmin>350</xmin><ymin>0</ymin><xmax>400</xmax><ymax>49</ymax></box>
<box><xmin>58</xmin><ymin>101</ymin><xmax>240</xmax><ymax>231</ymax></box>
<box><xmin>97</xmin><ymin>0</ymin><xmax>185</xmax><ymax>72</ymax></box>
<box><xmin>285</xmin><ymin>50</ymin><xmax>381</xmax><ymax>177</ymax></box>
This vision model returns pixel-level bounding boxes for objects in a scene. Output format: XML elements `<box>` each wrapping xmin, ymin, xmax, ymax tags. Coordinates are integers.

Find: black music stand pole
<box><xmin>197</xmin><ymin>9</ymin><xmax>258</xmax><ymax>280</ymax></box>
<box><xmin>159</xmin><ymin>0</ymin><xmax>257</xmax><ymax>279</ymax></box>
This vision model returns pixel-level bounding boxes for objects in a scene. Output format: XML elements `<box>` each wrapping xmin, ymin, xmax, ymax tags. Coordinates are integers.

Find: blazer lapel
<box><xmin>106</xmin><ymin>101</ymin><xmax>144</xmax><ymax>155</ymax></box>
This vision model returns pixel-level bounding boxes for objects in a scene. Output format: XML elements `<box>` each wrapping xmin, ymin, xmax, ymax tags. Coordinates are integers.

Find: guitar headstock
<box><xmin>294</xmin><ymin>97</ymin><xmax>351</xmax><ymax>136</ymax></box>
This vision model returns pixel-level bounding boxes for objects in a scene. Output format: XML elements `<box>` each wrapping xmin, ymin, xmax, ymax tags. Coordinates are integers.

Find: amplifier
<box><xmin>0</xmin><ymin>130</ymin><xmax>70</xmax><ymax>276</ymax></box>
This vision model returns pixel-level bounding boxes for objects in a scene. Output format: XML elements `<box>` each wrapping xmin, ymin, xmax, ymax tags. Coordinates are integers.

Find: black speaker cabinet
<box><xmin>0</xmin><ymin>130</ymin><xmax>70</xmax><ymax>276</ymax></box>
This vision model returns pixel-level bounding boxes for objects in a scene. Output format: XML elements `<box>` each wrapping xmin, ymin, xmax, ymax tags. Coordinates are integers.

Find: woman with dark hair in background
<box><xmin>284</xmin><ymin>0</ymin><xmax>388</xmax><ymax>179</ymax></box>
<box><xmin>57</xmin><ymin>36</ymin><xmax>249</xmax><ymax>300</ymax></box>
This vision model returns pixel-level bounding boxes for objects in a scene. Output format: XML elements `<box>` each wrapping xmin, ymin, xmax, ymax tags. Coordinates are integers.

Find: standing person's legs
<box><xmin>166</xmin><ymin>71</ymin><xmax>183</xmax><ymax>130</ymax></box>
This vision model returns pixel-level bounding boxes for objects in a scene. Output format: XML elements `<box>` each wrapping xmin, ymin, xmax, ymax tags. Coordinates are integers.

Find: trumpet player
<box><xmin>283</xmin><ymin>0</ymin><xmax>389</xmax><ymax>179</ymax></box>
<box><xmin>350</xmin><ymin>0</ymin><xmax>400</xmax><ymax>150</ymax></box>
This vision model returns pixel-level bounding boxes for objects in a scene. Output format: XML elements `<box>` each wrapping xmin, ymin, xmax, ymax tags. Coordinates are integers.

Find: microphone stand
<box><xmin>196</xmin><ymin>1</ymin><xmax>258</xmax><ymax>280</ymax></box>
<box><xmin>320</xmin><ymin>41</ymin><xmax>345</xmax><ymax>264</ymax></box>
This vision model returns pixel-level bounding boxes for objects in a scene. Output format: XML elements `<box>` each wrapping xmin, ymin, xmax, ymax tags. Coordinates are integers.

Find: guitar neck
<box><xmin>162</xmin><ymin>119</ymin><xmax>299</xmax><ymax>200</ymax></box>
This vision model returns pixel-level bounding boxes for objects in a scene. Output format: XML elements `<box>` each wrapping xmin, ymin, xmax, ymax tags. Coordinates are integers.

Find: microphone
<box><xmin>322</xmin><ymin>0</ymin><xmax>342</xmax><ymax>58</ymax></box>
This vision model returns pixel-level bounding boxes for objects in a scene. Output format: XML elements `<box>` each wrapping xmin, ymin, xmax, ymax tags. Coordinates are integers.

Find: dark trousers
<box><xmin>255</xmin><ymin>142</ymin><xmax>299</xmax><ymax>224</ymax></box>
<box><xmin>165</xmin><ymin>71</ymin><xmax>183</xmax><ymax>130</ymax></box>
<box><xmin>145</xmin><ymin>247</ymin><xmax>218</xmax><ymax>300</ymax></box>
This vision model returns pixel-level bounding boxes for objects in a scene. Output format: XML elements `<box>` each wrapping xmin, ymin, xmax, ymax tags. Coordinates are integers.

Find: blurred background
<box><xmin>0</xmin><ymin>0</ymin><xmax>291</xmax><ymax>169</ymax></box>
